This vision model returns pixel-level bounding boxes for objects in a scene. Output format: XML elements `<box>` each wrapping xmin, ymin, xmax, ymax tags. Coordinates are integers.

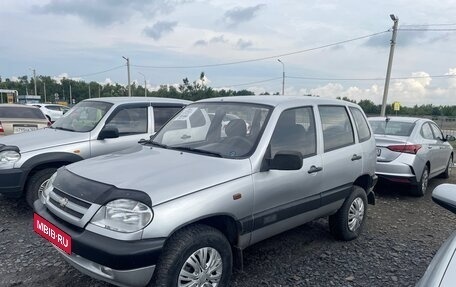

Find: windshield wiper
<box><xmin>171</xmin><ymin>146</ymin><xmax>223</xmax><ymax>158</ymax></box>
<box><xmin>140</xmin><ymin>139</ymin><xmax>169</xmax><ymax>149</ymax></box>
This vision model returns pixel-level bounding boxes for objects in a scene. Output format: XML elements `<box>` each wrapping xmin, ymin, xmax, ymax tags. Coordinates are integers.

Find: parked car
<box><xmin>30</xmin><ymin>103</ymin><xmax>70</xmax><ymax>122</ymax></box>
<box><xmin>0</xmin><ymin>104</ymin><xmax>50</xmax><ymax>136</ymax></box>
<box><xmin>34</xmin><ymin>96</ymin><xmax>377</xmax><ymax>287</ymax></box>
<box><xmin>416</xmin><ymin>184</ymin><xmax>456</xmax><ymax>287</ymax></box>
<box><xmin>0</xmin><ymin>97</ymin><xmax>190</xmax><ymax>207</ymax></box>
<box><xmin>369</xmin><ymin>117</ymin><xmax>454</xmax><ymax>196</ymax></box>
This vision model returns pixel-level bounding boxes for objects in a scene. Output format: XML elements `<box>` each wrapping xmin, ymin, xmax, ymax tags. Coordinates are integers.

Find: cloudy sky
<box><xmin>1</xmin><ymin>0</ymin><xmax>455</xmax><ymax>106</ymax></box>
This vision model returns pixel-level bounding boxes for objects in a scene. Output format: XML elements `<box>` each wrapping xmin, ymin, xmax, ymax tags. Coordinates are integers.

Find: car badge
<box><xmin>59</xmin><ymin>197</ymin><xmax>69</xmax><ymax>208</ymax></box>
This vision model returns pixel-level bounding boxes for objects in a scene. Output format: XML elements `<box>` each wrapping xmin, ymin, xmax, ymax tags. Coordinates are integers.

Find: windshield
<box><xmin>52</xmin><ymin>101</ymin><xmax>112</xmax><ymax>132</ymax></box>
<box><xmin>369</xmin><ymin>120</ymin><xmax>415</xmax><ymax>136</ymax></box>
<box><xmin>152</xmin><ymin>102</ymin><xmax>272</xmax><ymax>158</ymax></box>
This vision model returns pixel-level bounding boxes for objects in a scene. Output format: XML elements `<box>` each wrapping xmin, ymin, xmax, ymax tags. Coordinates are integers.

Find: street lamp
<box><xmin>277</xmin><ymin>59</ymin><xmax>285</xmax><ymax>95</ymax></box>
<box><xmin>138</xmin><ymin>72</ymin><xmax>147</xmax><ymax>97</ymax></box>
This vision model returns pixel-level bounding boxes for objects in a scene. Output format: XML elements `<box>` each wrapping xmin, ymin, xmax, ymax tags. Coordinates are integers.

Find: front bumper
<box><xmin>0</xmin><ymin>168</ymin><xmax>27</xmax><ymax>197</ymax></box>
<box><xmin>34</xmin><ymin>200</ymin><xmax>165</xmax><ymax>287</ymax></box>
<box><xmin>56</xmin><ymin>247</ymin><xmax>155</xmax><ymax>287</ymax></box>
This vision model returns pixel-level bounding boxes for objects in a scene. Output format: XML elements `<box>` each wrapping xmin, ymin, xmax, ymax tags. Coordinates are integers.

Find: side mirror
<box><xmin>98</xmin><ymin>126</ymin><xmax>119</xmax><ymax>140</ymax></box>
<box><xmin>432</xmin><ymin>184</ymin><xmax>456</xmax><ymax>214</ymax></box>
<box><xmin>269</xmin><ymin>152</ymin><xmax>303</xmax><ymax>171</ymax></box>
<box><xmin>446</xmin><ymin>135</ymin><xmax>456</xmax><ymax>142</ymax></box>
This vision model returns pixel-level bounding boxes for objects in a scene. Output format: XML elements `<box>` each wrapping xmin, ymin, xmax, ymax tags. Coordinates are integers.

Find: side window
<box><xmin>430</xmin><ymin>123</ymin><xmax>444</xmax><ymax>140</ymax></box>
<box><xmin>421</xmin><ymin>123</ymin><xmax>434</xmax><ymax>140</ymax></box>
<box><xmin>153</xmin><ymin>106</ymin><xmax>183</xmax><ymax>131</ymax></box>
<box><xmin>189</xmin><ymin>109</ymin><xmax>206</xmax><ymax>128</ymax></box>
<box><xmin>106</xmin><ymin>107</ymin><xmax>148</xmax><ymax>136</ymax></box>
<box><xmin>349</xmin><ymin>107</ymin><xmax>371</xmax><ymax>142</ymax></box>
<box><xmin>270</xmin><ymin>107</ymin><xmax>316</xmax><ymax>158</ymax></box>
<box><xmin>319</xmin><ymin>106</ymin><xmax>355</xmax><ymax>152</ymax></box>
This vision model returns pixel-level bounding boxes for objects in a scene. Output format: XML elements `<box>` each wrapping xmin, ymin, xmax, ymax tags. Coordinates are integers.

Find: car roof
<box><xmin>0</xmin><ymin>104</ymin><xmax>40</xmax><ymax>109</ymax></box>
<box><xmin>368</xmin><ymin>116</ymin><xmax>425</xmax><ymax>123</ymax></box>
<box><xmin>197</xmin><ymin>95</ymin><xmax>360</xmax><ymax>107</ymax></box>
<box><xmin>82</xmin><ymin>97</ymin><xmax>191</xmax><ymax>105</ymax></box>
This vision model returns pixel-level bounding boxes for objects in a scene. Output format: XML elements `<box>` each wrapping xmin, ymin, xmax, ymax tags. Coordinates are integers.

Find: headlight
<box><xmin>40</xmin><ymin>172</ymin><xmax>57</xmax><ymax>205</ymax></box>
<box><xmin>0</xmin><ymin>150</ymin><xmax>20</xmax><ymax>163</ymax></box>
<box><xmin>91</xmin><ymin>199</ymin><xmax>153</xmax><ymax>233</ymax></box>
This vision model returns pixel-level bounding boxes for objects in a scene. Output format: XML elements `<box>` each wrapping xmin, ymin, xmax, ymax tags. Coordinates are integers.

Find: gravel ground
<box><xmin>1</xmin><ymin>173</ymin><xmax>456</xmax><ymax>287</ymax></box>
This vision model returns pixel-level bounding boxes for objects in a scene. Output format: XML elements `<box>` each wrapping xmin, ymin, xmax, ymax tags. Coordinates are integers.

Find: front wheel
<box><xmin>25</xmin><ymin>168</ymin><xmax>56</xmax><ymax>208</ymax></box>
<box><xmin>150</xmin><ymin>224</ymin><xmax>233</xmax><ymax>287</ymax></box>
<box><xmin>329</xmin><ymin>185</ymin><xmax>367</xmax><ymax>241</ymax></box>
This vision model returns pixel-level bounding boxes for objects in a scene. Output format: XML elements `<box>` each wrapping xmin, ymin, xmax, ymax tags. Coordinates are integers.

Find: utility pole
<box><xmin>43</xmin><ymin>82</ymin><xmax>47</xmax><ymax>103</ymax></box>
<box><xmin>277</xmin><ymin>59</ymin><xmax>285</xmax><ymax>95</ymax></box>
<box><xmin>122</xmin><ymin>56</ymin><xmax>131</xmax><ymax>97</ymax></box>
<box><xmin>380</xmin><ymin>14</ymin><xmax>399</xmax><ymax>117</ymax></box>
<box><xmin>33</xmin><ymin>69</ymin><xmax>37</xmax><ymax>96</ymax></box>
<box><xmin>69</xmin><ymin>84</ymin><xmax>72</xmax><ymax>105</ymax></box>
<box><xmin>138</xmin><ymin>72</ymin><xmax>147</xmax><ymax>97</ymax></box>
<box><xmin>98</xmin><ymin>85</ymin><xmax>101</xmax><ymax>98</ymax></box>
<box><xmin>89</xmin><ymin>83</ymin><xmax>91</xmax><ymax>98</ymax></box>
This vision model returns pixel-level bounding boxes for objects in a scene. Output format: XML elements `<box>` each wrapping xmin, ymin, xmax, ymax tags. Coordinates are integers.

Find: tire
<box><xmin>25</xmin><ymin>168</ymin><xmax>57</xmax><ymax>208</ymax></box>
<box><xmin>440</xmin><ymin>155</ymin><xmax>453</xmax><ymax>179</ymax></box>
<box><xmin>411</xmin><ymin>165</ymin><xmax>429</xmax><ymax>197</ymax></box>
<box><xmin>150</xmin><ymin>224</ymin><xmax>233</xmax><ymax>287</ymax></box>
<box><xmin>329</xmin><ymin>185</ymin><xmax>367</xmax><ymax>241</ymax></box>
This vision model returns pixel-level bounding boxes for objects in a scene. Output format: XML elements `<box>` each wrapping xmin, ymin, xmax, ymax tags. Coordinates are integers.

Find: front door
<box><xmin>251</xmin><ymin>106</ymin><xmax>322</xmax><ymax>244</ymax></box>
<box><xmin>90</xmin><ymin>104</ymin><xmax>150</xmax><ymax>157</ymax></box>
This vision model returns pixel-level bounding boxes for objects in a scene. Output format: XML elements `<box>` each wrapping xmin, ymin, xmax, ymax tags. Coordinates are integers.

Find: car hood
<box><xmin>66</xmin><ymin>146</ymin><xmax>252</xmax><ymax>205</ymax></box>
<box><xmin>0</xmin><ymin>128</ymin><xmax>89</xmax><ymax>153</ymax></box>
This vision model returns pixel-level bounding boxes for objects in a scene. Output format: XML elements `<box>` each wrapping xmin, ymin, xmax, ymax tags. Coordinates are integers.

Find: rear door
<box><xmin>318</xmin><ymin>105</ymin><xmax>361</xmax><ymax>203</ymax></box>
<box><xmin>349</xmin><ymin>107</ymin><xmax>375</xmax><ymax>174</ymax></box>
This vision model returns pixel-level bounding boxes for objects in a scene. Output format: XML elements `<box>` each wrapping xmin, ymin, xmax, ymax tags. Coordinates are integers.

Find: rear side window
<box><xmin>46</xmin><ymin>105</ymin><xmax>62</xmax><ymax>111</ymax></box>
<box><xmin>349</xmin><ymin>107</ymin><xmax>371</xmax><ymax>142</ymax></box>
<box><xmin>0</xmin><ymin>107</ymin><xmax>46</xmax><ymax>119</ymax></box>
<box><xmin>319</xmin><ymin>106</ymin><xmax>355</xmax><ymax>152</ymax></box>
<box><xmin>153</xmin><ymin>106</ymin><xmax>183</xmax><ymax>131</ymax></box>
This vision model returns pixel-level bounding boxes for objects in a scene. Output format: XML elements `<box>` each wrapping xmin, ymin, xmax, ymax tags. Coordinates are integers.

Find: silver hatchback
<box><xmin>369</xmin><ymin>117</ymin><xmax>454</xmax><ymax>196</ymax></box>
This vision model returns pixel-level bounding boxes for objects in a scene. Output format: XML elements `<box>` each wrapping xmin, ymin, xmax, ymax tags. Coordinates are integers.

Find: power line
<box><xmin>400</xmin><ymin>23</ymin><xmax>456</xmax><ymax>27</ymax></box>
<box><xmin>131</xmin><ymin>30</ymin><xmax>390</xmax><ymax>69</ymax></box>
<box><xmin>398</xmin><ymin>28</ymin><xmax>456</xmax><ymax>31</ymax></box>
<box><xmin>286</xmin><ymin>74</ymin><xmax>456</xmax><ymax>81</ymax></box>
<box><xmin>213</xmin><ymin>77</ymin><xmax>282</xmax><ymax>89</ymax></box>
<box><xmin>71</xmin><ymin>64</ymin><xmax>126</xmax><ymax>78</ymax></box>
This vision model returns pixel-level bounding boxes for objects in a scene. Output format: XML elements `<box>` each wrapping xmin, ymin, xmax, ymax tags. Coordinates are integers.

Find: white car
<box><xmin>31</xmin><ymin>104</ymin><xmax>70</xmax><ymax>122</ymax></box>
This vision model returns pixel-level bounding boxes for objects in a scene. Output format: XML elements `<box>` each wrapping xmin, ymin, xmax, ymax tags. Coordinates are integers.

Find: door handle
<box><xmin>308</xmin><ymin>165</ymin><xmax>323</xmax><ymax>174</ymax></box>
<box><xmin>351</xmin><ymin>154</ymin><xmax>362</xmax><ymax>161</ymax></box>
<box><xmin>180</xmin><ymin>134</ymin><xmax>191</xmax><ymax>140</ymax></box>
<box><xmin>428</xmin><ymin>146</ymin><xmax>432</xmax><ymax>149</ymax></box>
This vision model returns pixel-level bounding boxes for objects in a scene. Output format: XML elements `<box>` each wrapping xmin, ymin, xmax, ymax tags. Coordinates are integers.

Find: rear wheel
<box><xmin>440</xmin><ymin>155</ymin><xmax>453</xmax><ymax>179</ymax></box>
<box><xmin>150</xmin><ymin>224</ymin><xmax>232</xmax><ymax>287</ymax></box>
<box><xmin>411</xmin><ymin>166</ymin><xmax>429</xmax><ymax>197</ymax></box>
<box><xmin>25</xmin><ymin>168</ymin><xmax>56</xmax><ymax>208</ymax></box>
<box><xmin>329</xmin><ymin>185</ymin><xmax>367</xmax><ymax>241</ymax></box>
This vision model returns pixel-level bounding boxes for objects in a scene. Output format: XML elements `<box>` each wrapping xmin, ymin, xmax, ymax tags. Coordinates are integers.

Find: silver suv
<box><xmin>33</xmin><ymin>96</ymin><xmax>377</xmax><ymax>287</ymax></box>
<box><xmin>0</xmin><ymin>97</ymin><xmax>190</xmax><ymax>207</ymax></box>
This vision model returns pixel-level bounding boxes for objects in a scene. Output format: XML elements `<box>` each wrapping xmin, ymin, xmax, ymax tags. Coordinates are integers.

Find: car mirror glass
<box><xmin>269</xmin><ymin>151</ymin><xmax>303</xmax><ymax>171</ymax></box>
<box><xmin>432</xmin><ymin>184</ymin><xmax>456</xmax><ymax>214</ymax></box>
